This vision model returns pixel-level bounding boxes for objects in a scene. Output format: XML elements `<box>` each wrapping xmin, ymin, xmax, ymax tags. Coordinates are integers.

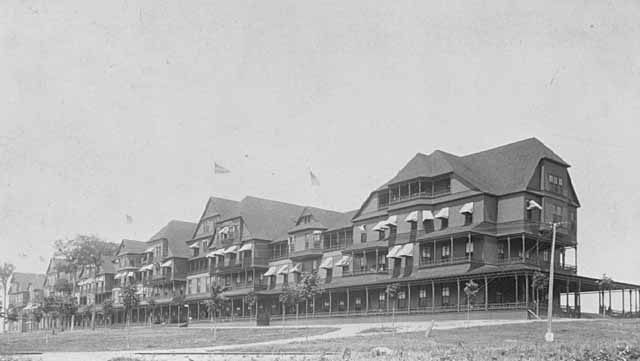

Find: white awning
<box><xmin>385</xmin><ymin>215</ymin><xmax>398</xmax><ymax>227</ymax></box>
<box><xmin>435</xmin><ymin>207</ymin><xmax>449</xmax><ymax>219</ymax></box>
<box><xmin>160</xmin><ymin>260</ymin><xmax>173</xmax><ymax>268</ymax></box>
<box><xmin>527</xmin><ymin>200</ymin><xmax>543</xmax><ymax>210</ymax></box>
<box><xmin>95</xmin><ymin>275</ymin><xmax>105</xmax><ymax>282</ymax></box>
<box><xmin>335</xmin><ymin>255</ymin><xmax>352</xmax><ymax>267</ymax></box>
<box><xmin>386</xmin><ymin>245</ymin><xmax>402</xmax><ymax>258</ymax></box>
<box><xmin>114</xmin><ymin>272</ymin><xmax>125</xmax><ymax>280</ymax></box>
<box><xmin>264</xmin><ymin>266</ymin><xmax>277</xmax><ymax>276</ymax></box>
<box><xmin>126</xmin><ymin>272</ymin><xmax>135</xmax><ymax>277</ymax></box>
<box><xmin>396</xmin><ymin>243</ymin><xmax>414</xmax><ymax>257</ymax></box>
<box><xmin>319</xmin><ymin>257</ymin><xmax>333</xmax><ymax>269</ymax></box>
<box><xmin>404</xmin><ymin>211</ymin><xmax>418</xmax><ymax>222</ymax></box>
<box><xmin>224</xmin><ymin>245</ymin><xmax>238</xmax><ymax>254</ymax></box>
<box><xmin>313</xmin><ymin>230</ymin><xmax>323</xmax><ymax>234</ymax></box>
<box><xmin>208</xmin><ymin>248</ymin><xmax>225</xmax><ymax>257</ymax></box>
<box><xmin>238</xmin><ymin>243</ymin><xmax>253</xmax><ymax>252</ymax></box>
<box><xmin>138</xmin><ymin>264</ymin><xmax>153</xmax><ymax>272</ymax></box>
<box><xmin>144</xmin><ymin>247</ymin><xmax>155</xmax><ymax>253</ymax></box>
<box><xmin>460</xmin><ymin>202</ymin><xmax>474</xmax><ymax>214</ymax></box>
<box><xmin>357</xmin><ymin>225</ymin><xmax>366</xmax><ymax>232</ymax></box>
<box><xmin>188</xmin><ymin>243</ymin><xmax>200</xmax><ymax>249</ymax></box>
<box><xmin>372</xmin><ymin>221</ymin><xmax>388</xmax><ymax>232</ymax></box>
<box><xmin>289</xmin><ymin>263</ymin><xmax>302</xmax><ymax>273</ymax></box>
<box><xmin>218</xmin><ymin>226</ymin><xmax>229</xmax><ymax>234</ymax></box>
<box><xmin>422</xmin><ymin>210</ymin><xmax>435</xmax><ymax>221</ymax></box>
<box><xmin>277</xmin><ymin>264</ymin><xmax>289</xmax><ymax>274</ymax></box>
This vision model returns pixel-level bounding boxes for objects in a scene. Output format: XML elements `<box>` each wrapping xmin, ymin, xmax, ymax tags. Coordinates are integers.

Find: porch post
<box><xmin>484</xmin><ymin>276</ymin><xmax>488</xmax><ymax>311</ymax></box>
<box><xmin>522</xmin><ymin>234</ymin><xmax>526</xmax><ymax>261</ymax></box>
<box><xmin>457</xmin><ymin>278</ymin><xmax>461</xmax><ymax>312</ymax></box>
<box><xmin>468</xmin><ymin>233</ymin><xmax>472</xmax><ymax>262</ymax></box>
<box><xmin>375</xmin><ymin>249</ymin><xmax>379</xmax><ymax>270</ymax></box>
<box><xmin>450</xmin><ymin>236</ymin><xmax>454</xmax><ymax>264</ymax></box>
<box><xmin>407</xmin><ymin>283</ymin><xmax>411</xmax><ymax>314</ymax></box>
<box><xmin>622</xmin><ymin>289</ymin><xmax>625</xmax><ymax>315</ymax></box>
<box><xmin>566</xmin><ymin>279</ymin><xmax>570</xmax><ymax>311</ymax></box>
<box><xmin>242</xmin><ymin>297</ymin><xmax>245</xmax><ymax>318</ymax></box>
<box><xmin>197</xmin><ymin>302</ymin><xmax>200</xmax><ymax>320</ymax></box>
<box><xmin>329</xmin><ymin>291</ymin><xmax>332</xmax><ymax>315</ymax></box>
<box><xmin>231</xmin><ymin>298</ymin><xmax>234</xmax><ymax>320</ymax></box>
<box><xmin>507</xmin><ymin>236</ymin><xmax>511</xmax><ymax>263</ymax></box>
<box><xmin>346</xmin><ymin>288</ymin><xmax>350</xmax><ymax>316</ymax></box>
<box><xmin>515</xmin><ymin>275</ymin><xmax>519</xmax><ymax>304</ymax></box>
<box><xmin>365</xmin><ymin>286</ymin><xmax>369</xmax><ymax>314</ymax></box>
<box><xmin>433</xmin><ymin>241</ymin><xmax>437</xmax><ymax>264</ymax></box>
<box><xmin>525</xmin><ymin>274</ymin><xmax>529</xmax><ymax>306</ymax></box>
<box><xmin>431</xmin><ymin>280</ymin><xmax>435</xmax><ymax>312</ymax></box>
<box><xmin>312</xmin><ymin>295</ymin><xmax>316</xmax><ymax>317</ymax></box>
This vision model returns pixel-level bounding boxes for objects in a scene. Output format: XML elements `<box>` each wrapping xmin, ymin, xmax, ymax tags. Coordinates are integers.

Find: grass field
<box><xmin>0</xmin><ymin>326</ymin><xmax>336</xmax><ymax>353</ymax></box>
<box><xmin>244</xmin><ymin>319</ymin><xmax>640</xmax><ymax>360</ymax></box>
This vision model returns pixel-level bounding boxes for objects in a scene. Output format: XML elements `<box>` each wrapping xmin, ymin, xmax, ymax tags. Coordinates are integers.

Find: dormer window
<box><xmin>548</xmin><ymin>174</ymin><xmax>564</xmax><ymax>194</ymax></box>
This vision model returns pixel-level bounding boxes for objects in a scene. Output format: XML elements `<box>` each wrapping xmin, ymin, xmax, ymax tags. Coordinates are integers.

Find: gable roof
<box><xmin>201</xmin><ymin>196</ymin><xmax>241</xmax><ymax>220</ymax></box>
<box><xmin>116</xmin><ymin>239</ymin><xmax>147</xmax><ymax>256</ymax></box>
<box><xmin>149</xmin><ymin>220</ymin><xmax>197</xmax><ymax>258</ymax></box>
<box><xmin>289</xmin><ymin>207</ymin><xmax>357</xmax><ymax>233</ymax></box>
<box><xmin>236</xmin><ymin>196</ymin><xmax>306</xmax><ymax>241</ymax></box>
<box><xmin>377</xmin><ymin>137</ymin><xmax>569</xmax><ymax>196</ymax></box>
<box><xmin>10</xmin><ymin>273</ymin><xmax>46</xmax><ymax>293</ymax></box>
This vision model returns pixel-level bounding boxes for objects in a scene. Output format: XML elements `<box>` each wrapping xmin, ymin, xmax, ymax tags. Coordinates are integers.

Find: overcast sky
<box><xmin>1</xmin><ymin>0</ymin><xmax>639</xmax><ymax>285</ymax></box>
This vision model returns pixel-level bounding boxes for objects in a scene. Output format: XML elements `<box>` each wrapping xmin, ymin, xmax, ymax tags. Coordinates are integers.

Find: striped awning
<box><xmin>238</xmin><ymin>243</ymin><xmax>253</xmax><ymax>252</ymax></box>
<box><xmin>335</xmin><ymin>255</ymin><xmax>352</xmax><ymax>267</ymax></box>
<box><xmin>160</xmin><ymin>260</ymin><xmax>173</xmax><ymax>268</ymax></box>
<box><xmin>422</xmin><ymin>210</ymin><xmax>435</xmax><ymax>220</ymax></box>
<box><xmin>289</xmin><ymin>263</ymin><xmax>302</xmax><ymax>273</ymax></box>
<box><xmin>263</xmin><ymin>266</ymin><xmax>277</xmax><ymax>276</ymax></box>
<box><xmin>404</xmin><ymin>211</ymin><xmax>418</xmax><ymax>222</ymax></box>
<box><xmin>527</xmin><ymin>200</ymin><xmax>543</xmax><ymax>210</ymax></box>
<box><xmin>435</xmin><ymin>207</ymin><xmax>449</xmax><ymax>219</ymax></box>
<box><xmin>385</xmin><ymin>215</ymin><xmax>398</xmax><ymax>227</ymax></box>
<box><xmin>224</xmin><ymin>245</ymin><xmax>238</xmax><ymax>254</ymax></box>
<box><xmin>372</xmin><ymin>221</ymin><xmax>388</xmax><ymax>232</ymax></box>
<box><xmin>277</xmin><ymin>264</ymin><xmax>289</xmax><ymax>274</ymax></box>
<box><xmin>319</xmin><ymin>257</ymin><xmax>333</xmax><ymax>269</ymax></box>
<box><xmin>460</xmin><ymin>202</ymin><xmax>474</xmax><ymax>214</ymax></box>
<box><xmin>386</xmin><ymin>245</ymin><xmax>402</xmax><ymax>258</ymax></box>
<box><xmin>396</xmin><ymin>243</ymin><xmax>414</xmax><ymax>257</ymax></box>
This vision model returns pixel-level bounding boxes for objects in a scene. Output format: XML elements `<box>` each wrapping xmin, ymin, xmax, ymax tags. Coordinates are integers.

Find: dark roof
<box><xmin>289</xmin><ymin>207</ymin><xmax>356</xmax><ymax>233</ymax></box>
<box><xmin>116</xmin><ymin>239</ymin><xmax>147</xmax><ymax>256</ymax></box>
<box><xmin>10</xmin><ymin>273</ymin><xmax>46</xmax><ymax>293</ymax></box>
<box><xmin>378</xmin><ymin>138</ymin><xmax>569</xmax><ymax>196</ymax></box>
<box><xmin>149</xmin><ymin>220</ymin><xmax>197</xmax><ymax>258</ymax></box>
<box><xmin>190</xmin><ymin>196</ymin><xmax>241</xmax><ymax>243</ymax></box>
<box><xmin>237</xmin><ymin>196</ymin><xmax>306</xmax><ymax>241</ymax></box>
<box><xmin>98</xmin><ymin>255</ymin><xmax>116</xmax><ymax>274</ymax></box>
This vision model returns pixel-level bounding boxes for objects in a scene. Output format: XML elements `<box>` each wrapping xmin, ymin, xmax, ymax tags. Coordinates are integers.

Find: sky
<box><xmin>1</xmin><ymin>0</ymin><xmax>639</xmax><ymax>286</ymax></box>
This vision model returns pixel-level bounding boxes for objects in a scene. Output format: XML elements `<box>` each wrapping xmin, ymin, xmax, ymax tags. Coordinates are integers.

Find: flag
<box><xmin>309</xmin><ymin>170</ymin><xmax>320</xmax><ymax>186</ymax></box>
<box><xmin>39</xmin><ymin>256</ymin><xmax>46</xmax><ymax>263</ymax></box>
<box><xmin>125</xmin><ymin>215</ymin><xmax>133</xmax><ymax>224</ymax></box>
<box><xmin>214</xmin><ymin>162</ymin><xmax>231</xmax><ymax>174</ymax></box>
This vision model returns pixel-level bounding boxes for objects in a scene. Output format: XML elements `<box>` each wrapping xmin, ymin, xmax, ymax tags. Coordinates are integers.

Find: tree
<box><xmin>385</xmin><ymin>283</ymin><xmax>400</xmax><ymax>334</ymax></box>
<box><xmin>246</xmin><ymin>291</ymin><xmax>257</xmax><ymax>319</ymax></box>
<box><xmin>172</xmin><ymin>294</ymin><xmax>186</xmax><ymax>324</ymax></box>
<box><xmin>597</xmin><ymin>274</ymin><xmax>613</xmax><ymax>315</ymax></box>
<box><xmin>532</xmin><ymin>271</ymin><xmax>549</xmax><ymax>316</ymax></box>
<box><xmin>101</xmin><ymin>299</ymin><xmax>114</xmax><ymax>327</ymax></box>
<box><xmin>278</xmin><ymin>283</ymin><xmax>298</xmax><ymax>332</ymax></box>
<box><xmin>463</xmin><ymin>280</ymin><xmax>480</xmax><ymax>325</ymax></box>
<box><xmin>55</xmin><ymin>235</ymin><xmax>118</xmax><ymax>330</ymax></box>
<box><xmin>146</xmin><ymin>298</ymin><xmax>157</xmax><ymax>326</ymax></box>
<box><xmin>204</xmin><ymin>284</ymin><xmax>228</xmax><ymax>339</ymax></box>
<box><xmin>294</xmin><ymin>272</ymin><xmax>321</xmax><ymax>341</ymax></box>
<box><xmin>0</xmin><ymin>262</ymin><xmax>15</xmax><ymax>334</ymax></box>
<box><xmin>121</xmin><ymin>284</ymin><xmax>139</xmax><ymax>327</ymax></box>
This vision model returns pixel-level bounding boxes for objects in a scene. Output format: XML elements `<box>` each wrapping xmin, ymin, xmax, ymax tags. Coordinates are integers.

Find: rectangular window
<box><xmin>304</xmin><ymin>233</ymin><xmax>310</xmax><ymax>249</ymax></box>
<box><xmin>442</xmin><ymin>287</ymin><xmax>450</xmax><ymax>297</ymax></box>
<box><xmin>542</xmin><ymin>250</ymin><xmax>550</xmax><ymax>262</ymax></box>
<box><xmin>419</xmin><ymin>288</ymin><xmax>427</xmax><ymax>298</ymax></box>
<box><xmin>423</xmin><ymin>220</ymin><xmax>434</xmax><ymax>233</ymax></box>
<box><xmin>465</xmin><ymin>241</ymin><xmax>474</xmax><ymax>254</ymax></box>
<box><xmin>400</xmin><ymin>183</ymin><xmax>409</xmax><ymax>198</ymax></box>
<box><xmin>196</xmin><ymin>278</ymin><xmax>201</xmax><ymax>293</ymax></box>
<box><xmin>390</xmin><ymin>186</ymin><xmax>399</xmax><ymax>201</ymax></box>
<box><xmin>378</xmin><ymin>192</ymin><xmax>389</xmax><ymax>208</ymax></box>
<box><xmin>379</xmin><ymin>292</ymin><xmax>386</xmax><ymax>301</ymax></box>
<box><xmin>498</xmin><ymin>243</ymin><xmax>505</xmax><ymax>256</ymax></box>
<box><xmin>440</xmin><ymin>219</ymin><xmax>448</xmax><ymax>230</ymax></box>
<box><xmin>464</xmin><ymin>213</ymin><xmax>473</xmax><ymax>225</ymax></box>
<box><xmin>410</xmin><ymin>181</ymin><xmax>419</xmax><ymax>196</ymax></box>
<box><xmin>360</xmin><ymin>232</ymin><xmax>367</xmax><ymax>243</ymax></box>
<box><xmin>442</xmin><ymin>245</ymin><xmax>450</xmax><ymax>258</ymax></box>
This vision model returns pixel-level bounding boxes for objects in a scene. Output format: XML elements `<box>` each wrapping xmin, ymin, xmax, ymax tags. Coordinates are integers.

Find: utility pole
<box><xmin>545</xmin><ymin>221</ymin><xmax>568</xmax><ymax>342</ymax></box>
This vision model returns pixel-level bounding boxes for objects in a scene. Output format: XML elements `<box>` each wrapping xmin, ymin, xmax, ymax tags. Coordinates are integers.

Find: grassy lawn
<box><xmin>244</xmin><ymin>319</ymin><xmax>640</xmax><ymax>360</ymax></box>
<box><xmin>0</xmin><ymin>326</ymin><xmax>336</xmax><ymax>353</ymax></box>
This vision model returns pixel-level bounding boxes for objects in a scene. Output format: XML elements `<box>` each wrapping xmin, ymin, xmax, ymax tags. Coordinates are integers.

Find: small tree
<box><xmin>278</xmin><ymin>283</ymin><xmax>298</xmax><ymax>333</ymax></box>
<box><xmin>146</xmin><ymin>298</ymin><xmax>157</xmax><ymax>326</ymax></box>
<box><xmin>0</xmin><ymin>262</ymin><xmax>15</xmax><ymax>334</ymax></box>
<box><xmin>172</xmin><ymin>294</ymin><xmax>186</xmax><ymax>324</ymax></box>
<box><xmin>246</xmin><ymin>291</ymin><xmax>257</xmax><ymax>319</ymax></box>
<box><xmin>532</xmin><ymin>271</ymin><xmax>548</xmax><ymax>316</ymax></box>
<box><xmin>463</xmin><ymin>280</ymin><xmax>480</xmax><ymax>326</ymax></box>
<box><xmin>597</xmin><ymin>274</ymin><xmax>613</xmax><ymax>315</ymax></box>
<box><xmin>385</xmin><ymin>283</ymin><xmax>400</xmax><ymax>333</ymax></box>
<box><xmin>121</xmin><ymin>284</ymin><xmax>139</xmax><ymax>327</ymax></box>
<box><xmin>102</xmin><ymin>299</ymin><xmax>114</xmax><ymax>327</ymax></box>
<box><xmin>295</xmin><ymin>272</ymin><xmax>321</xmax><ymax>341</ymax></box>
<box><xmin>204</xmin><ymin>284</ymin><xmax>228</xmax><ymax>339</ymax></box>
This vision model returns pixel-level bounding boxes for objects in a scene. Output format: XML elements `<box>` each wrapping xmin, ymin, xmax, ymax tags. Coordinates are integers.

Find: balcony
<box><xmin>290</xmin><ymin>247</ymin><xmax>324</xmax><ymax>260</ymax></box>
<box><xmin>387</xmin><ymin>189</ymin><xmax>451</xmax><ymax>207</ymax></box>
<box><xmin>343</xmin><ymin>266</ymin><xmax>389</xmax><ymax>277</ymax></box>
<box><xmin>419</xmin><ymin>256</ymin><xmax>471</xmax><ymax>268</ymax></box>
<box><xmin>494</xmin><ymin>256</ymin><xmax>577</xmax><ymax>274</ymax></box>
<box><xmin>344</xmin><ymin>238</ymin><xmax>390</xmax><ymax>252</ymax></box>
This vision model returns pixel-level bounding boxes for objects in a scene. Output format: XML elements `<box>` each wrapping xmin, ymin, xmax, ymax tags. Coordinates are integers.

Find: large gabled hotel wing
<box><xmin>59</xmin><ymin>138</ymin><xmax>640</xmax><ymax>327</ymax></box>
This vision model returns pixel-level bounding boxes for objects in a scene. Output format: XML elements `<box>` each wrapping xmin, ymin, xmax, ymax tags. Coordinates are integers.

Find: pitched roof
<box><xmin>288</xmin><ymin>207</ymin><xmax>357</xmax><ymax>233</ymax></box>
<box><xmin>149</xmin><ymin>220</ymin><xmax>197</xmax><ymax>258</ymax></box>
<box><xmin>378</xmin><ymin>137</ymin><xmax>569</xmax><ymax>196</ymax></box>
<box><xmin>201</xmin><ymin>196</ymin><xmax>241</xmax><ymax>221</ymax></box>
<box><xmin>237</xmin><ymin>196</ymin><xmax>306</xmax><ymax>241</ymax></box>
<box><xmin>117</xmin><ymin>239</ymin><xmax>147</xmax><ymax>256</ymax></box>
<box><xmin>10</xmin><ymin>273</ymin><xmax>46</xmax><ymax>293</ymax></box>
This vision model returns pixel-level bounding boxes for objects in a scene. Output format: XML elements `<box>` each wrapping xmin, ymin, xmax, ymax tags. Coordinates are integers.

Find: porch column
<box><xmin>457</xmin><ymin>278</ymin><xmax>461</xmax><ymax>312</ymax></box>
<box><xmin>622</xmin><ymin>289</ymin><xmax>625</xmax><ymax>315</ymax></box>
<box><xmin>352</xmin><ymin>252</ymin><xmax>355</xmax><ymax>276</ymax></box>
<box><xmin>363</xmin><ymin>251</ymin><xmax>367</xmax><ymax>272</ymax></box>
<box><xmin>522</xmin><ymin>234</ymin><xmax>526</xmax><ymax>261</ymax></box>
<box><xmin>484</xmin><ymin>276</ymin><xmax>488</xmax><ymax>311</ymax></box>
<box><xmin>515</xmin><ymin>275</ymin><xmax>519</xmax><ymax>304</ymax></box>
<box><xmin>365</xmin><ymin>286</ymin><xmax>369</xmax><ymax>314</ymax></box>
<box><xmin>507</xmin><ymin>236</ymin><xmax>511</xmax><ymax>262</ymax></box>
<box><xmin>346</xmin><ymin>288</ymin><xmax>350</xmax><ymax>316</ymax></box>
<box><xmin>231</xmin><ymin>298</ymin><xmax>234</xmax><ymax>320</ymax></box>
<box><xmin>407</xmin><ymin>283</ymin><xmax>411</xmax><ymax>314</ymax></box>
<box><xmin>431</xmin><ymin>280</ymin><xmax>435</xmax><ymax>312</ymax></box>
<box><xmin>312</xmin><ymin>295</ymin><xmax>316</xmax><ymax>317</ymax></box>
<box><xmin>375</xmin><ymin>249</ymin><xmax>379</xmax><ymax>270</ymax></box>
<box><xmin>450</xmin><ymin>236</ymin><xmax>454</xmax><ymax>264</ymax></box>
<box><xmin>536</xmin><ymin>239</ymin><xmax>540</xmax><ymax>263</ymax></box>
<box><xmin>197</xmin><ymin>302</ymin><xmax>200</xmax><ymax>320</ymax></box>
<box><xmin>525</xmin><ymin>274</ymin><xmax>529</xmax><ymax>306</ymax></box>
<box><xmin>467</xmin><ymin>233</ymin><xmax>472</xmax><ymax>262</ymax></box>
<box><xmin>433</xmin><ymin>241</ymin><xmax>436</xmax><ymax>264</ymax></box>
<box><xmin>329</xmin><ymin>291</ymin><xmax>332</xmax><ymax>315</ymax></box>
<box><xmin>566</xmin><ymin>279</ymin><xmax>570</xmax><ymax>311</ymax></box>
<box><xmin>630</xmin><ymin>290</ymin><xmax>633</xmax><ymax>316</ymax></box>
<box><xmin>242</xmin><ymin>297</ymin><xmax>245</xmax><ymax>318</ymax></box>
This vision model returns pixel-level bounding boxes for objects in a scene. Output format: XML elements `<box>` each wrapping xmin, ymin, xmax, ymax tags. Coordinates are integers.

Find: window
<box><xmin>442</xmin><ymin>287</ymin><xmax>450</xmax><ymax>305</ymax></box>
<box><xmin>410</xmin><ymin>181</ymin><xmax>419</xmax><ymax>196</ymax></box>
<box><xmin>552</xmin><ymin>204</ymin><xmax>563</xmax><ymax>223</ymax></box>
<box><xmin>440</xmin><ymin>218</ymin><xmax>448</xmax><ymax>230</ymax></box>
<box><xmin>377</xmin><ymin>229</ymin><xmax>385</xmax><ymax>241</ymax></box>
<box><xmin>378</xmin><ymin>192</ymin><xmax>389</xmax><ymax>208</ymax></box>
<box><xmin>400</xmin><ymin>183</ymin><xmax>409</xmax><ymax>198</ymax></box>
<box><xmin>442</xmin><ymin>245</ymin><xmax>450</xmax><ymax>258</ymax></box>
<box><xmin>542</xmin><ymin>250</ymin><xmax>550</xmax><ymax>262</ymax></box>
<box><xmin>193</xmin><ymin>248</ymin><xmax>200</xmax><ymax>257</ymax></box>
<box><xmin>465</xmin><ymin>241</ymin><xmax>474</xmax><ymax>254</ymax></box>
<box><xmin>423</xmin><ymin>219</ymin><xmax>434</xmax><ymax>233</ymax></box>
<box><xmin>282</xmin><ymin>274</ymin><xmax>288</xmax><ymax>285</ymax></box>
<box><xmin>410</xmin><ymin>221</ymin><xmax>417</xmax><ymax>234</ymax></box>
<box><xmin>304</xmin><ymin>233</ymin><xmax>310</xmax><ymax>249</ymax></box>
<box><xmin>196</xmin><ymin>278</ymin><xmax>201</xmax><ymax>293</ymax></box>
<box><xmin>464</xmin><ymin>213</ymin><xmax>473</xmax><ymax>225</ymax></box>
<box><xmin>420</xmin><ymin>180</ymin><xmax>432</xmax><ymax>194</ymax></box>
<box><xmin>360</xmin><ymin>233</ymin><xmax>367</xmax><ymax>243</ymax></box>
<box><xmin>420</xmin><ymin>244</ymin><xmax>432</xmax><ymax>263</ymax></box>
<box><xmin>379</xmin><ymin>292</ymin><xmax>386</xmax><ymax>301</ymax></box>
<box><xmin>434</xmin><ymin>178</ymin><xmax>451</xmax><ymax>195</ymax></box>
<box><xmin>497</xmin><ymin>243</ymin><xmax>505</xmax><ymax>256</ymax></box>
<box><xmin>390</xmin><ymin>186</ymin><xmax>399</xmax><ymax>201</ymax></box>
<box><xmin>548</xmin><ymin>174</ymin><xmax>564</xmax><ymax>194</ymax></box>
<box><xmin>355</xmin><ymin>297</ymin><xmax>362</xmax><ymax>305</ymax></box>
